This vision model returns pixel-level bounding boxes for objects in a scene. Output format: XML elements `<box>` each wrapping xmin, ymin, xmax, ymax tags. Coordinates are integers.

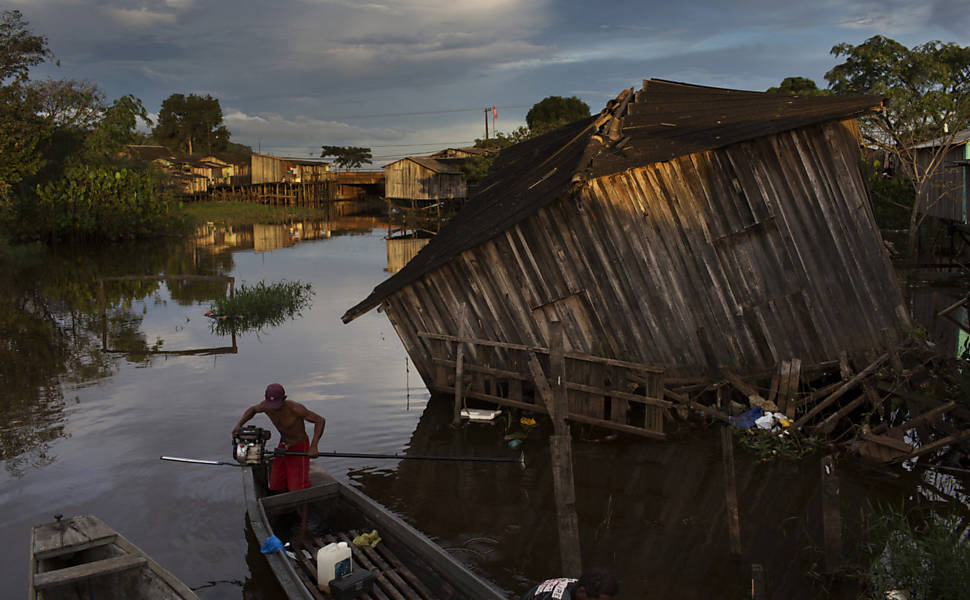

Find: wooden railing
<box><xmin>417</xmin><ymin>330</ymin><xmax>669</xmax><ymax>438</ymax></box>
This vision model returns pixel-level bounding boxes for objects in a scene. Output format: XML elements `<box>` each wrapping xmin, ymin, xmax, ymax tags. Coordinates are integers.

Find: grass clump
<box><xmin>209</xmin><ymin>280</ymin><xmax>314</xmax><ymax>335</ymax></box>
<box><xmin>852</xmin><ymin>501</ymin><xmax>970</xmax><ymax>600</ymax></box>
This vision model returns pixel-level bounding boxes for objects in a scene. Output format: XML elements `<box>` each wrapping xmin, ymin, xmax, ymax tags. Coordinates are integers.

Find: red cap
<box><xmin>263</xmin><ymin>383</ymin><xmax>286</xmax><ymax>408</ymax></box>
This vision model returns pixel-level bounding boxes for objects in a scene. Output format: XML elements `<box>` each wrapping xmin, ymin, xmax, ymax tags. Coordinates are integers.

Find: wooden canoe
<box><xmin>242</xmin><ymin>465</ymin><xmax>509</xmax><ymax>600</ymax></box>
<box><xmin>29</xmin><ymin>514</ymin><xmax>199</xmax><ymax>600</ymax></box>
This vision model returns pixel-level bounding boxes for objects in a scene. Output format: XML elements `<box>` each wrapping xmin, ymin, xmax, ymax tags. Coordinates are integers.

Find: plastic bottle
<box><xmin>316</xmin><ymin>541</ymin><xmax>352</xmax><ymax>592</ymax></box>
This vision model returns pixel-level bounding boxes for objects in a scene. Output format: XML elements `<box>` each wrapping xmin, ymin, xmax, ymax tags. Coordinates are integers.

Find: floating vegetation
<box><xmin>208</xmin><ymin>280</ymin><xmax>314</xmax><ymax>335</ymax></box>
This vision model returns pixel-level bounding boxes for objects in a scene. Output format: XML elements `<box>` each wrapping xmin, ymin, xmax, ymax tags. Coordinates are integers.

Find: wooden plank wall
<box><xmin>251</xmin><ymin>153</ymin><xmax>287</xmax><ymax>184</ymax></box>
<box><xmin>382</xmin><ymin>119</ymin><xmax>908</xmax><ymax>389</ymax></box>
<box><xmin>916</xmin><ymin>143</ymin><xmax>966</xmax><ymax>222</ymax></box>
<box><xmin>385</xmin><ymin>160</ymin><xmax>466</xmax><ymax>201</ymax></box>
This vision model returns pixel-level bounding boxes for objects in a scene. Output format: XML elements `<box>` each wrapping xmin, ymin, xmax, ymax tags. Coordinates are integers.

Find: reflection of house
<box><xmin>349</xmin><ymin>396</ymin><xmax>900</xmax><ymax>600</ymax></box>
<box><xmin>386</xmin><ymin>237</ymin><xmax>430</xmax><ymax>273</ymax></box>
<box><xmin>251</xmin><ymin>153</ymin><xmax>330</xmax><ymax>184</ymax></box>
<box><xmin>913</xmin><ymin>130</ymin><xmax>970</xmax><ymax>223</ymax></box>
<box><xmin>383</xmin><ymin>157</ymin><xmax>466</xmax><ymax>204</ymax></box>
<box><xmin>346</xmin><ymin>79</ymin><xmax>908</xmax><ymax>389</ymax></box>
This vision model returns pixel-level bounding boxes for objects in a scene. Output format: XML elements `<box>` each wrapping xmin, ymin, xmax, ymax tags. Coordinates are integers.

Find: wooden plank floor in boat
<box><xmin>286</xmin><ymin>530</ymin><xmax>434</xmax><ymax>600</ymax></box>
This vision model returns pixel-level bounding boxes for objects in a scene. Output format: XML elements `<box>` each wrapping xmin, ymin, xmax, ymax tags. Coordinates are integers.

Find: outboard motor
<box><xmin>233</xmin><ymin>425</ymin><xmax>272</xmax><ymax>465</ymax></box>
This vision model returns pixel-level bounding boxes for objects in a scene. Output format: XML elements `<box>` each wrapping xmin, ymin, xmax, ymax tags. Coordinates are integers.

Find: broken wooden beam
<box><xmin>792</xmin><ymin>353</ymin><xmax>888</xmax><ymax>431</ymax></box>
<box><xmin>885</xmin><ymin>429</ymin><xmax>970</xmax><ymax>465</ymax></box>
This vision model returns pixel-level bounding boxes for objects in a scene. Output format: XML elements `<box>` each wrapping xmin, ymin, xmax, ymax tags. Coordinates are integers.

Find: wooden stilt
<box><xmin>452</xmin><ymin>303</ymin><xmax>468</xmax><ymax>427</ymax></box>
<box><xmin>821</xmin><ymin>455</ymin><xmax>841</xmax><ymax>573</ymax></box>
<box><xmin>721</xmin><ymin>426</ymin><xmax>742</xmax><ymax>559</ymax></box>
<box><xmin>750</xmin><ymin>564</ymin><xmax>766</xmax><ymax>600</ymax></box>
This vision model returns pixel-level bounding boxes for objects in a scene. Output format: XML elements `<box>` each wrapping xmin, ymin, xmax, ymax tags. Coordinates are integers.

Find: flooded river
<box><xmin>1</xmin><ymin>217</ymin><xmax>964</xmax><ymax>599</ymax></box>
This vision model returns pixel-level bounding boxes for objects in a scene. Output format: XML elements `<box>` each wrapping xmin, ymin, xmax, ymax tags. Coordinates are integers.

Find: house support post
<box><xmin>452</xmin><ymin>303</ymin><xmax>468</xmax><ymax>427</ymax></box>
<box><xmin>546</xmin><ymin>321</ymin><xmax>583</xmax><ymax>575</ymax></box>
<box><xmin>721</xmin><ymin>426</ymin><xmax>742</xmax><ymax>559</ymax></box>
<box><xmin>821</xmin><ymin>454</ymin><xmax>842</xmax><ymax>573</ymax></box>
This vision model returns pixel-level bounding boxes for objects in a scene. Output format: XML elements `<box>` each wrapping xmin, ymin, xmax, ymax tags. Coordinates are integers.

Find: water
<box><xmin>1</xmin><ymin>218</ymin><xmax>964</xmax><ymax>599</ymax></box>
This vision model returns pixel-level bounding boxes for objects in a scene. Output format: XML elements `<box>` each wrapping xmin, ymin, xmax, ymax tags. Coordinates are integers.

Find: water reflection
<box><xmin>349</xmin><ymin>396</ymin><xmax>927</xmax><ymax>599</ymax></box>
<box><xmin>0</xmin><ymin>218</ymin><xmax>375</xmax><ymax>477</ymax></box>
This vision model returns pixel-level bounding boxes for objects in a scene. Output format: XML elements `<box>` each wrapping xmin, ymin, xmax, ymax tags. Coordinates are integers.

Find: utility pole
<box><xmin>483</xmin><ymin>108</ymin><xmax>489</xmax><ymax>142</ymax></box>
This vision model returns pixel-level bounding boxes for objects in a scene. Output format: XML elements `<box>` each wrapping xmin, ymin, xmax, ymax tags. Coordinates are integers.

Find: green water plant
<box><xmin>733</xmin><ymin>426</ymin><xmax>820</xmax><ymax>462</ymax></box>
<box><xmin>852</xmin><ymin>501</ymin><xmax>970</xmax><ymax>600</ymax></box>
<box><xmin>208</xmin><ymin>280</ymin><xmax>313</xmax><ymax>335</ymax></box>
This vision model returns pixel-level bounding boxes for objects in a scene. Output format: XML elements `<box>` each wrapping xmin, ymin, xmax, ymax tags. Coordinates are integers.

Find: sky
<box><xmin>12</xmin><ymin>0</ymin><xmax>970</xmax><ymax>166</ymax></box>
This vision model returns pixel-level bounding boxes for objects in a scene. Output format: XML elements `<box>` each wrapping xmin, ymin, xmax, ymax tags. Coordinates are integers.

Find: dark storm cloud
<box><xmin>12</xmin><ymin>0</ymin><xmax>970</xmax><ymax>160</ymax></box>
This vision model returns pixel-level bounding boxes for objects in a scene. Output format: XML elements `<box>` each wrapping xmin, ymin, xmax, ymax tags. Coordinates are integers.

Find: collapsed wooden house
<box><xmin>343</xmin><ymin>79</ymin><xmax>911</xmax><ymax>439</ymax></box>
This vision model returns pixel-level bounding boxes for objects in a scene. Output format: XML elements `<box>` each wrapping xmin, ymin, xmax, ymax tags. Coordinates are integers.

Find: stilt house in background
<box><xmin>343</xmin><ymin>79</ymin><xmax>910</xmax><ymax>438</ymax></box>
<box><xmin>384</xmin><ymin>157</ymin><xmax>467</xmax><ymax>206</ymax></box>
<box><xmin>912</xmin><ymin>129</ymin><xmax>970</xmax><ymax>223</ymax></box>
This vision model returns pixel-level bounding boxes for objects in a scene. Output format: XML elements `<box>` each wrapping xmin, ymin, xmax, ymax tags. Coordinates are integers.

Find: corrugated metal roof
<box><xmin>343</xmin><ymin>79</ymin><xmax>882</xmax><ymax>323</ymax></box>
<box><xmin>912</xmin><ymin>128</ymin><xmax>970</xmax><ymax>149</ymax></box>
<box><xmin>385</xmin><ymin>156</ymin><xmax>462</xmax><ymax>174</ymax></box>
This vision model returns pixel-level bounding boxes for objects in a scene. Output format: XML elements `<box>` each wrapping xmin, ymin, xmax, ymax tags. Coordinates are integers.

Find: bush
<box><xmin>3</xmin><ymin>165</ymin><xmax>186</xmax><ymax>243</ymax></box>
<box><xmin>854</xmin><ymin>501</ymin><xmax>970</xmax><ymax>600</ymax></box>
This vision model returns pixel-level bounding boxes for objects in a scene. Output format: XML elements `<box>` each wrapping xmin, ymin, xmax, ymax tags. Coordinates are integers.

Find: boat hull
<box><xmin>242</xmin><ymin>465</ymin><xmax>508</xmax><ymax>600</ymax></box>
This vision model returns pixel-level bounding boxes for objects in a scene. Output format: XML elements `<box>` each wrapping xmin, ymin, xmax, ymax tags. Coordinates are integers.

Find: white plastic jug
<box><xmin>316</xmin><ymin>541</ymin><xmax>352</xmax><ymax>592</ymax></box>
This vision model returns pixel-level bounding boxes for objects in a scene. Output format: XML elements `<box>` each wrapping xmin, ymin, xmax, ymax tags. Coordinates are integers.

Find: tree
<box><xmin>825</xmin><ymin>36</ymin><xmax>970</xmax><ymax>260</ymax></box>
<box><xmin>0</xmin><ymin>10</ymin><xmax>49</xmax><ymax>86</ymax></box>
<box><xmin>766</xmin><ymin>77</ymin><xmax>831</xmax><ymax>96</ymax></box>
<box><xmin>526</xmin><ymin>96</ymin><xmax>590</xmax><ymax>134</ymax></box>
<box><xmin>152</xmin><ymin>93</ymin><xmax>230</xmax><ymax>155</ymax></box>
<box><xmin>474</xmin><ymin>125</ymin><xmax>532</xmax><ymax>150</ymax></box>
<box><xmin>320</xmin><ymin>145</ymin><xmax>372</xmax><ymax>169</ymax></box>
<box><xmin>0</xmin><ymin>10</ymin><xmax>51</xmax><ymax>198</ymax></box>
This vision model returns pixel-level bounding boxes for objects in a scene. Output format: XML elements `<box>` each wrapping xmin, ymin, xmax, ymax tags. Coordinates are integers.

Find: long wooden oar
<box><xmin>161</xmin><ymin>451</ymin><xmax>525</xmax><ymax>467</ymax></box>
<box><xmin>276</xmin><ymin>449</ymin><xmax>524</xmax><ymax>466</ymax></box>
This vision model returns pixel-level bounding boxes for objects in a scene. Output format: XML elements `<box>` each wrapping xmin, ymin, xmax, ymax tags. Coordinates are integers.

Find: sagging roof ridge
<box><xmin>341</xmin><ymin>79</ymin><xmax>882</xmax><ymax>323</ymax></box>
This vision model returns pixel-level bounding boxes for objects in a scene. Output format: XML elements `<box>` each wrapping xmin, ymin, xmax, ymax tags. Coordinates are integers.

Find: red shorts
<box><xmin>269</xmin><ymin>439</ymin><xmax>310</xmax><ymax>491</ymax></box>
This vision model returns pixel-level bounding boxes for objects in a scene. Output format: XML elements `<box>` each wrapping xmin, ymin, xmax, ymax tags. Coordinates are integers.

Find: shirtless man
<box><xmin>232</xmin><ymin>383</ymin><xmax>326</xmax><ymax>491</ymax></box>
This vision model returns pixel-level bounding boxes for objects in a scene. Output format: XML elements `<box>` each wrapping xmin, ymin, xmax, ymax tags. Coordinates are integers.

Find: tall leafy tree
<box><xmin>153</xmin><ymin>93</ymin><xmax>230</xmax><ymax>155</ymax></box>
<box><xmin>320</xmin><ymin>145</ymin><xmax>372</xmax><ymax>169</ymax></box>
<box><xmin>0</xmin><ymin>10</ymin><xmax>51</xmax><ymax>197</ymax></box>
<box><xmin>766</xmin><ymin>77</ymin><xmax>831</xmax><ymax>96</ymax></box>
<box><xmin>0</xmin><ymin>9</ymin><xmax>48</xmax><ymax>85</ymax></box>
<box><xmin>526</xmin><ymin>96</ymin><xmax>590</xmax><ymax>134</ymax></box>
<box><xmin>825</xmin><ymin>36</ymin><xmax>970</xmax><ymax>259</ymax></box>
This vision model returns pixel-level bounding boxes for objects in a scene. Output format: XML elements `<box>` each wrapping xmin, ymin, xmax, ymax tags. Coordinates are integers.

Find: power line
<box><xmin>323</xmin><ymin>105</ymin><xmax>530</xmax><ymax>120</ymax></box>
<box><xmin>368</xmin><ymin>141</ymin><xmax>474</xmax><ymax>148</ymax></box>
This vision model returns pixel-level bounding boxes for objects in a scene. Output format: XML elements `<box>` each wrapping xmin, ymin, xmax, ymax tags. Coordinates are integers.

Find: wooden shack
<box><xmin>913</xmin><ymin>129</ymin><xmax>970</xmax><ymax>223</ymax></box>
<box><xmin>384</xmin><ymin>157</ymin><xmax>467</xmax><ymax>204</ymax></box>
<box><xmin>201</xmin><ymin>152</ymin><xmax>252</xmax><ymax>186</ymax></box>
<box><xmin>251</xmin><ymin>154</ymin><xmax>331</xmax><ymax>185</ymax></box>
<box><xmin>343</xmin><ymin>79</ymin><xmax>909</xmax><ymax>438</ymax></box>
